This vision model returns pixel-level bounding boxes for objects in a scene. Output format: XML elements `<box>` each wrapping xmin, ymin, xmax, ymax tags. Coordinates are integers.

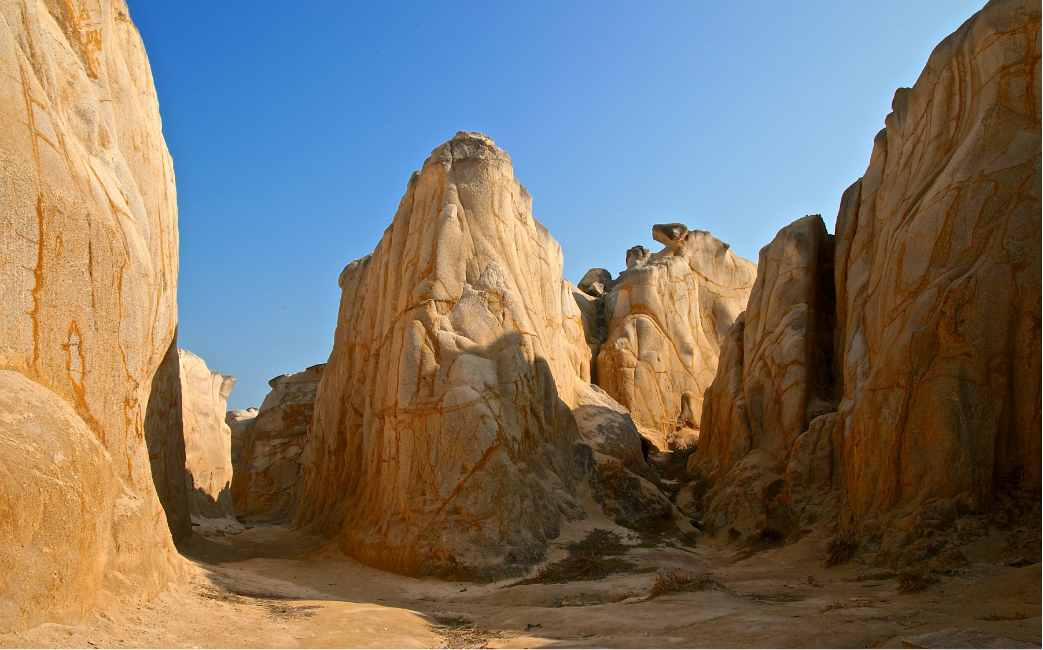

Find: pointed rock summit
<box><xmin>296</xmin><ymin>132</ymin><xmax>602</xmax><ymax>579</ymax></box>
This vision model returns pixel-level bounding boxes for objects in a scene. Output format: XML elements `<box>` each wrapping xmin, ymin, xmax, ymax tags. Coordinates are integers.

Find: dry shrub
<box><xmin>897</xmin><ymin>566</ymin><xmax>937</xmax><ymax>593</ymax></box>
<box><xmin>825</xmin><ymin>536</ymin><xmax>858</xmax><ymax>567</ymax></box>
<box><xmin>855</xmin><ymin>570</ymin><xmax>896</xmax><ymax>581</ymax></box>
<box><xmin>647</xmin><ymin>570</ymin><xmax>720</xmax><ymax>599</ymax></box>
<box><xmin>517</xmin><ymin>556</ymin><xmax>635</xmax><ymax>585</ymax></box>
<box><xmin>820</xmin><ymin>598</ymin><xmax>871</xmax><ymax>613</ymax></box>
<box><xmin>927</xmin><ymin>548</ymin><xmax>968</xmax><ymax>575</ymax></box>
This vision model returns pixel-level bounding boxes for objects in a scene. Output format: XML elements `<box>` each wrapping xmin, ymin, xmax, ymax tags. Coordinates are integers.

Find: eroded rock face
<box><xmin>297</xmin><ymin>132</ymin><xmax>621</xmax><ymax>580</ymax></box>
<box><xmin>691</xmin><ymin>0</ymin><xmax>1041</xmax><ymax>560</ymax></box>
<box><xmin>0</xmin><ymin>0</ymin><xmax>180</xmax><ymax>630</ymax></box>
<box><xmin>833</xmin><ymin>0</ymin><xmax>1041</xmax><ymax>558</ymax></box>
<box><xmin>596</xmin><ymin>227</ymin><xmax>757</xmax><ymax>449</ymax></box>
<box><xmin>689</xmin><ymin>215</ymin><xmax>838</xmax><ymax>537</ymax></box>
<box><xmin>230</xmin><ymin>364</ymin><xmax>324</xmax><ymax>522</ymax></box>
<box><xmin>178</xmin><ymin>350</ymin><xmax>237</xmax><ymax>527</ymax></box>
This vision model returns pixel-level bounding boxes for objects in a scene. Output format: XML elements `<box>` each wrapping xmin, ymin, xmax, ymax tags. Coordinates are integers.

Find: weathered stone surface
<box><xmin>833</xmin><ymin>0</ymin><xmax>1041</xmax><ymax>555</ymax></box>
<box><xmin>690</xmin><ymin>215</ymin><xmax>838</xmax><ymax>538</ymax></box>
<box><xmin>691</xmin><ymin>0</ymin><xmax>1041</xmax><ymax>557</ymax></box>
<box><xmin>577</xmin><ymin>267</ymin><xmax>613</xmax><ymax>296</ymax></box>
<box><xmin>0</xmin><ymin>0</ymin><xmax>181</xmax><ymax>631</ymax></box>
<box><xmin>144</xmin><ymin>339</ymin><xmax>191</xmax><ymax>542</ymax></box>
<box><xmin>230</xmin><ymin>364</ymin><xmax>324</xmax><ymax>522</ymax></box>
<box><xmin>297</xmin><ymin>132</ymin><xmax>654</xmax><ymax>580</ymax></box>
<box><xmin>178</xmin><ymin>350</ymin><xmax>237</xmax><ymax>527</ymax></box>
<box><xmin>625</xmin><ymin>245</ymin><xmax>651</xmax><ymax>270</ymax></box>
<box><xmin>596</xmin><ymin>226</ymin><xmax>757</xmax><ymax>450</ymax></box>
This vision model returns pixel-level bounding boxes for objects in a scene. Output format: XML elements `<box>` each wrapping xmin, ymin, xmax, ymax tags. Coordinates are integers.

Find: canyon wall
<box><xmin>230</xmin><ymin>364</ymin><xmax>324</xmax><ymax>522</ymax></box>
<box><xmin>0</xmin><ymin>0</ymin><xmax>181</xmax><ymax>631</ymax></box>
<box><xmin>691</xmin><ymin>0</ymin><xmax>1041</xmax><ymax>563</ymax></box>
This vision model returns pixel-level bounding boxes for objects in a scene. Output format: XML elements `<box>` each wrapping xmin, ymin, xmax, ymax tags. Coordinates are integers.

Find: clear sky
<box><xmin>129</xmin><ymin>1</ymin><xmax>987</xmax><ymax>411</ymax></box>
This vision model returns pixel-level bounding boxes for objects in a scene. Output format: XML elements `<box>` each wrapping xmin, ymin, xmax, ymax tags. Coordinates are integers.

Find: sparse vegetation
<box><xmin>516</xmin><ymin>555</ymin><xmax>636</xmax><ymax>585</ymax></box>
<box><xmin>647</xmin><ymin>570</ymin><xmax>721</xmax><ymax>599</ymax></box>
<box><xmin>820</xmin><ymin>599</ymin><xmax>871</xmax><ymax>613</ymax></box>
<box><xmin>977</xmin><ymin>612</ymin><xmax>1028</xmax><ymax>621</ymax></box>
<box><xmin>824</xmin><ymin>536</ymin><xmax>859</xmax><ymax>567</ymax></box>
<box><xmin>897</xmin><ymin>565</ymin><xmax>938</xmax><ymax>593</ymax></box>
<box><xmin>855</xmin><ymin>570</ymin><xmax>896</xmax><ymax>581</ymax></box>
<box><xmin>566</xmin><ymin>529</ymin><xmax>630</xmax><ymax>558</ymax></box>
<box><xmin>927</xmin><ymin>548</ymin><xmax>968</xmax><ymax>575</ymax></box>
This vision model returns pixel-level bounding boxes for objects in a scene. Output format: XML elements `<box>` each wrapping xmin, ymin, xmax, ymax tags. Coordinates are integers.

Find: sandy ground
<box><xmin>2</xmin><ymin>520</ymin><xmax>1039</xmax><ymax>649</ymax></box>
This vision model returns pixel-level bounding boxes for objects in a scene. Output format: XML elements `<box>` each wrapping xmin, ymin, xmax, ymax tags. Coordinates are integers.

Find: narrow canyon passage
<box><xmin>4</xmin><ymin>518</ymin><xmax>1039</xmax><ymax>649</ymax></box>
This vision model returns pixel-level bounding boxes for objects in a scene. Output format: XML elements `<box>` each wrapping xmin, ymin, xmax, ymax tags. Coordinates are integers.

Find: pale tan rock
<box><xmin>691</xmin><ymin>0</ymin><xmax>1041</xmax><ymax>556</ymax></box>
<box><xmin>297</xmin><ymin>132</ymin><xmax>654</xmax><ymax>580</ymax></box>
<box><xmin>833</xmin><ymin>0</ymin><xmax>1041</xmax><ymax>556</ymax></box>
<box><xmin>597</xmin><ymin>226</ymin><xmax>757</xmax><ymax>449</ymax></box>
<box><xmin>0</xmin><ymin>0</ymin><xmax>181</xmax><ymax>631</ymax></box>
<box><xmin>177</xmin><ymin>350</ymin><xmax>237</xmax><ymax>528</ymax></box>
<box><xmin>230</xmin><ymin>364</ymin><xmax>324</xmax><ymax>522</ymax></box>
<box><xmin>689</xmin><ymin>214</ymin><xmax>838</xmax><ymax>538</ymax></box>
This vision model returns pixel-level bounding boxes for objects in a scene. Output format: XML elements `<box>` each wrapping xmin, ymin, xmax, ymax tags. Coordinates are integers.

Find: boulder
<box><xmin>596</xmin><ymin>226</ymin><xmax>757</xmax><ymax>449</ymax></box>
<box><xmin>296</xmin><ymin>132</ymin><xmax>654</xmax><ymax>580</ymax></box>
<box><xmin>691</xmin><ymin>0</ymin><xmax>1041</xmax><ymax>558</ymax></box>
<box><xmin>229</xmin><ymin>364</ymin><xmax>324</xmax><ymax>522</ymax></box>
<box><xmin>177</xmin><ymin>350</ymin><xmax>237</xmax><ymax>529</ymax></box>
<box><xmin>0</xmin><ymin>0</ymin><xmax>181</xmax><ymax>630</ymax></box>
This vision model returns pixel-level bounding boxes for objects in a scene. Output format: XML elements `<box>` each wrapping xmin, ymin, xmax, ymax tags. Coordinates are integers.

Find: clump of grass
<box><xmin>820</xmin><ymin>598</ymin><xmax>871</xmax><ymax>613</ymax></box>
<box><xmin>647</xmin><ymin>570</ymin><xmax>721</xmax><ymax>599</ymax></box>
<box><xmin>516</xmin><ymin>556</ymin><xmax>636</xmax><ymax>585</ymax></box>
<box><xmin>566</xmin><ymin>529</ymin><xmax>629</xmax><ymax>558</ymax></box>
<box><xmin>977</xmin><ymin>612</ymin><xmax>1028</xmax><ymax>621</ymax></box>
<box><xmin>825</xmin><ymin>536</ymin><xmax>859</xmax><ymax>567</ymax></box>
<box><xmin>897</xmin><ymin>565</ymin><xmax>938</xmax><ymax>593</ymax></box>
<box><xmin>927</xmin><ymin>548</ymin><xmax>968</xmax><ymax>575</ymax></box>
<box><xmin>855</xmin><ymin>570</ymin><xmax>896</xmax><ymax>581</ymax></box>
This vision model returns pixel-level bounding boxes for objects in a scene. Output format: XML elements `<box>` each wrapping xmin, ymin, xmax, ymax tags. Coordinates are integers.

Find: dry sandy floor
<box><xmin>2</xmin><ymin>520</ymin><xmax>1039</xmax><ymax>649</ymax></box>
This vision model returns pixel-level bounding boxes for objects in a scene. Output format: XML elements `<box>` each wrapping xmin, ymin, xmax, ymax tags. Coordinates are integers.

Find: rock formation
<box><xmin>0</xmin><ymin>0</ymin><xmax>181</xmax><ymax>631</ymax></box>
<box><xmin>229</xmin><ymin>364</ymin><xmax>324</xmax><ymax>522</ymax></box>
<box><xmin>592</xmin><ymin>224</ymin><xmax>757</xmax><ymax>450</ymax></box>
<box><xmin>296</xmin><ymin>132</ymin><xmax>662</xmax><ymax>580</ymax></box>
<box><xmin>178</xmin><ymin>350</ymin><xmax>237</xmax><ymax>528</ymax></box>
<box><xmin>691</xmin><ymin>0</ymin><xmax>1041</xmax><ymax>563</ymax></box>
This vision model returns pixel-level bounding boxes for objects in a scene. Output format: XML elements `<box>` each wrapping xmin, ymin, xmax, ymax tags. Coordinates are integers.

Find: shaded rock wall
<box><xmin>0</xmin><ymin>0</ymin><xmax>181</xmax><ymax>631</ymax></box>
<box><xmin>296</xmin><ymin>132</ymin><xmax>647</xmax><ymax>580</ymax></box>
<box><xmin>230</xmin><ymin>364</ymin><xmax>324</xmax><ymax>522</ymax></box>
<box><xmin>178</xmin><ymin>350</ymin><xmax>236</xmax><ymax>525</ymax></box>
<box><xmin>593</xmin><ymin>224</ymin><xmax>756</xmax><ymax>449</ymax></box>
<box><xmin>691</xmin><ymin>0</ymin><xmax>1041</xmax><ymax>561</ymax></box>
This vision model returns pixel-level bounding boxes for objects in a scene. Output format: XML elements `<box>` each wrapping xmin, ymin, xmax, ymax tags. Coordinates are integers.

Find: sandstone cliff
<box><xmin>0</xmin><ymin>0</ymin><xmax>181</xmax><ymax>631</ymax></box>
<box><xmin>587</xmin><ymin>224</ymin><xmax>756</xmax><ymax>450</ymax></box>
<box><xmin>230</xmin><ymin>364</ymin><xmax>324</xmax><ymax>523</ymax></box>
<box><xmin>691</xmin><ymin>0</ymin><xmax>1041</xmax><ymax>563</ymax></box>
<box><xmin>296</xmin><ymin>132</ymin><xmax>664</xmax><ymax>580</ymax></box>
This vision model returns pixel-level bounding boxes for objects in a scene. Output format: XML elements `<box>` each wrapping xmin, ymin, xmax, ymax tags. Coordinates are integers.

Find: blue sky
<box><xmin>129</xmin><ymin>1</ymin><xmax>986</xmax><ymax>410</ymax></box>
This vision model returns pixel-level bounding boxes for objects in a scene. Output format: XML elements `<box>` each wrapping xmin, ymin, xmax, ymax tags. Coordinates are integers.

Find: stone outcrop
<box><xmin>593</xmin><ymin>224</ymin><xmax>757</xmax><ymax>450</ymax></box>
<box><xmin>0</xmin><ymin>0</ymin><xmax>181</xmax><ymax>631</ymax></box>
<box><xmin>229</xmin><ymin>364</ymin><xmax>324</xmax><ymax>523</ymax></box>
<box><xmin>690</xmin><ymin>215</ymin><xmax>838</xmax><ymax>537</ymax></box>
<box><xmin>178</xmin><ymin>350</ymin><xmax>237</xmax><ymax>528</ymax></box>
<box><xmin>297</xmin><ymin>132</ymin><xmax>660</xmax><ymax>580</ymax></box>
<box><xmin>691</xmin><ymin>0</ymin><xmax>1041</xmax><ymax>562</ymax></box>
<box><xmin>144</xmin><ymin>340</ymin><xmax>191</xmax><ymax>542</ymax></box>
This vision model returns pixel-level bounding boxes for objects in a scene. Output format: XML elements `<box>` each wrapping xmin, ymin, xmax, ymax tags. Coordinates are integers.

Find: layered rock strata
<box><xmin>592</xmin><ymin>224</ymin><xmax>757</xmax><ymax>449</ymax></box>
<box><xmin>691</xmin><ymin>0</ymin><xmax>1041</xmax><ymax>562</ymax></box>
<box><xmin>0</xmin><ymin>0</ymin><xmax>181</xmax><ymax>631</ymax></box>
<box><xmin>178</xmin><ymin>350</ymin><xmax>237</xmax><ymax>527</ymax></box>
<box><xmin>297</xmin><ymin>132</ymin><xmax>660</xmax><ymax>580</ymax></box>
<box><xmin>229</xmin><ymin>364</ymin><xmax>324</xmax><ymax>522</ymax></box>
